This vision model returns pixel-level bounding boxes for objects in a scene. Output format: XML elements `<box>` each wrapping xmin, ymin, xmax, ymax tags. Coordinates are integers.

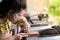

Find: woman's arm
<box><xmin>23</xmin><ymin>20</ymin><xmax>30</xmax><ymax>33</ymax></box>
<box><xmin>21</xmin><ymin>16</ymin><xmax>30</xmax><ymax>33</ymax></box>
<box><xmin>13</xmin><ymin>31</ymin><xmax>40</xmax><ymax>40</ymax></box>
<box><xmin>17</xmin><ymin>32</ymin><xmax>39</xmax><ymax>37</ymax></box>
<box><xmin>27</xmin><ymin>32</ymin><xmax>39</xmax><ymax>37</ymax></box>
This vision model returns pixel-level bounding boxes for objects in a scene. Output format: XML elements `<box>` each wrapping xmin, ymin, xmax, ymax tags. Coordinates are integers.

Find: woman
<box><xmin>0</xmin><ymin>0</ymin><xmax>30</xmax><ymax>40</ymax></box>
<box><xmin>0</xmin><ymin>0</ymin><xmax>58</xmax><ymax>40</ymax></box>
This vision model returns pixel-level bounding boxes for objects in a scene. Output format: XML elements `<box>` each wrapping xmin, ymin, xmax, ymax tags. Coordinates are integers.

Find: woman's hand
<box><xmin>13</xmin><ymin>34</ymin><xmax>22</xmax><ymax>40</ymax></box>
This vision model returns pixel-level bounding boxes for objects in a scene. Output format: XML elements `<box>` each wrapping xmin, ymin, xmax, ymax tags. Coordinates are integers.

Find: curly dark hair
<box><xmin>0</xmin><ymin>0</ymin><xmax>26</xmax><ymax>18</ymax></box>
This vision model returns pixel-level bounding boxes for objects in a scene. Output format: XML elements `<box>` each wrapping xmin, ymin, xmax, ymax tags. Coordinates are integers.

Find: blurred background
<box><xmin>49</xmin><ymin>0</ymin><xmax>60</xmax><ymax>25</ymax></box>
<box><xmin>25</xmin><ymin>0</ymin><xmax>60</xmax><ymax>25</ymax></box>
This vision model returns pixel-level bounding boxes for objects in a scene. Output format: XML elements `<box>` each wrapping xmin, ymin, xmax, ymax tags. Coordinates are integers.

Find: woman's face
<box><xmin>7</xmin><ymin>9</ymin><xmax>27</xmax><ymax>23</ymax></box>
<box><xmin>18</xmin><ymin>9</ymin><xmax>27</xmax><ymax>16</ymax></box>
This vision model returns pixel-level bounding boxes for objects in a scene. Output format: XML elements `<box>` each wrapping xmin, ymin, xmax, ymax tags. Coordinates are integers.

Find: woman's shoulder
<box><xmin>21</xmin><ymin>16</ymin><xmax>27</xmax><ymax>21</ymax></box>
